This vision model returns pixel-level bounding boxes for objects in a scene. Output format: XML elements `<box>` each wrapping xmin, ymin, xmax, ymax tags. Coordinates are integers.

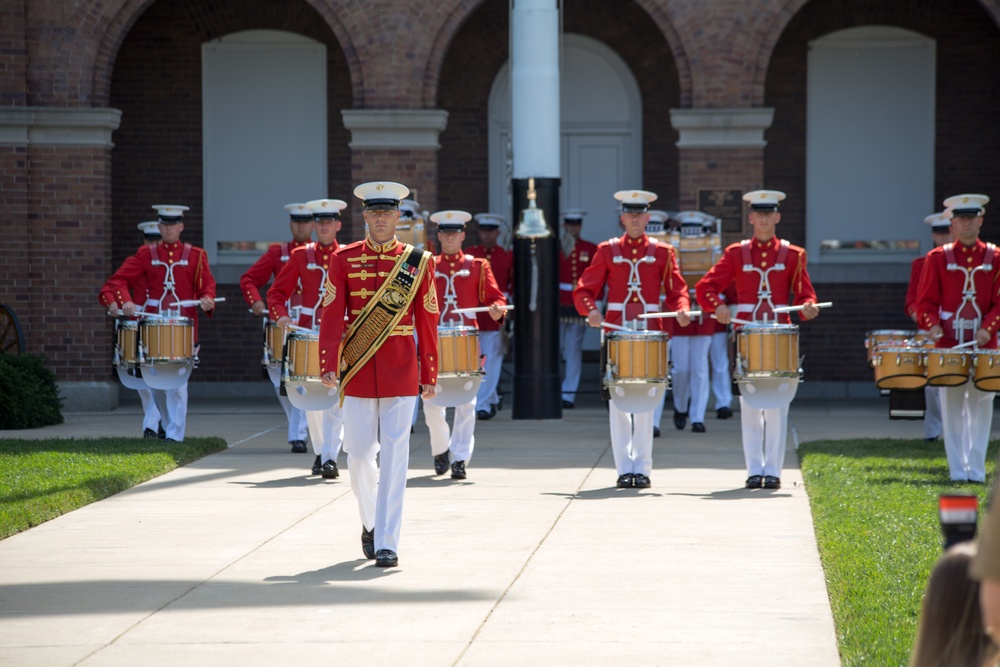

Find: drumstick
<box><xmin>600</xmin><ymin>322</ymin><xmax>631</xmax><ymax>332</ymax></box>
<box><xmin>174</xmin><ymin>297</ymin><xmax>227</xmax><ymax>308</ymax></box>
<box><xmin>286</xmin><ymin>324</ymin><xmax>316</xmax><ymax>334</ymax></box>
<box><xmin>639</xmin><ymin>311</ymin><xmax>702</xmax><ymax>319</ymax></box>
<box><xmin>710</xmin><ymin>314</ymin><xmax>755</xmax><ymax>326</ymax></box>
<box><xmin>772</xmin><ymin>301</ymin><xmax>833</xmax><ymax>313</ymax></box>
<box><xmin>952</xmin><ymin>340</ymin><xmax>978</xmax><ymax>349</ymax></box>
<box><xmin>450</xmin><ymin>304</ymin><xmax>515</xmax><ymax>315</ymax></box>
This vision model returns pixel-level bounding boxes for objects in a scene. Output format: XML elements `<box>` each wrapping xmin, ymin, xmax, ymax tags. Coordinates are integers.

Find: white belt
<box><xmin>941</xmin><ymin>311</ymin><xmax>954</xmax><ymax>320</ymax></box>
<box><xmin>559</xmin><ymin>282</ymin><xmax>574</xmax><ymax>291</ymax></box>
<box><xmin>145</xmin><ymin>299</ymin><xmax>160</xmax><ymax>307</ymax></box>
<box><xmin>606</xmin><ymin>303</ymin><xmax>658</xmax><ymax>312</ymax></box>
<box><xmin>299</xmin><ymin>307</ymin><xmax>316</xmax><ymax>316</ymax></box>
<box><xmin>734</xmin><ymin>304</ymin><xmax>754</xmax><ymax>314</ymax></box>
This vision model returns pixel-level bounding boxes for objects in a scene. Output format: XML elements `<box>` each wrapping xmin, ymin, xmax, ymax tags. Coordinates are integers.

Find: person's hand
<box><xmin>488</xmin><ymin>302</ymin><xmax>504</xmax><ymax>321</ymax></box>
<box><xmin>421</xmin><ymin>384</ymin><xmax>438</xmax><ymax>399</ymax></box>
<box><xmin>277</xmin><ymin>316</ymin><xmax>292</xmax><ymax>330</ymax></box>
<box><xmin>586</xmin><ymin>309</ymin><xmax>603</xmax><ymax>328</ymax></box>
<box><xmin>122</xmin><ymin>302</ymin><xmax>137</xmax><ymax>317</ymax></box>
<box><xmin>800</xmin><ymin>302</ymin><xmax>820</xmax><ymax>320</ymax></box>
<box><xmin>200</xmin><ymin>296</ymin><xmax>215</xmax><ymax>312</ymax></box>
<box><xmin>977</xmin><ymin>327</ymin><xmax>992</xmax><ymax>348</ymax></box>
<box><xmin>321</xmin><ymin>372</ymin><xmax>338</xmax><ymax>388</ymax></box>
<box><xmin>251</xmin><ymin>300</ymin><xmax>266</xmax><ymax>316</ymax></box>
<box><xmin>713</xmin><ymin>303</ymin><xmax>731</xmax><ymax>325</ymax></box>
<box><xmin>107</xmin><ymin>303</ymin><xmax>121</xmax><ymax>317</ymax></box>
<box><xmin>675</xmin><ymin>310</ymin><xmax>691</xmax><ymax>328</ymax></box>
<box><xmin>928</xmin><ymin>324</ymin><xmax>944</xmax><ymax>342</ymax></box>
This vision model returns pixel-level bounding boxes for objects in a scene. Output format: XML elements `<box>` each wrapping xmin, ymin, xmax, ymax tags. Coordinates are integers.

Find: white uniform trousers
<box><xmin>940</xmin><ymin>384</ymin><xmax>993</xmax><ymax>482</ymax></box>
<box><xmin>424</xmin><ymin>398</ymin><xmax>477</xmax><ymax>462</ymax></box>
<box><xmin>924</xmin><ymin>385</ymin><xmax>943</xmax><ymax>440</ymax></box>
<box><xmin>652</xmin><ymin>384</ymin><xmax>668</xmax><ymax>429</ymax></box>
<box><xmin>671</xmin><ymin>336</ymin><xmax>711</xmax><ymax>422</ymax></box>
<box><xmin>150</xmin><ymin>383</ymin><xmax>189</xmax><ymax>441</ymax></box>
<box><xmin>739</xmin><ymin>398</ymin><xmax>790</xmax><ymax>478</ymax></box>
<box><xmin>137</xmin><ymin>388</ymin><xmax>161</xmax><ymax>433</ymax></box>
<box><xmin>559</xmin><ymin>321</ymin><xmax>587</xmax><ymax>403</ymax></box>
<box><xmin>343</xmin><ymin>395</ymin><xmax>416</xmax><ymax>554</ymax></box>
<box><xmin>475</xmin><ymin>331</ymin><xmax>505</xmax><ymax>409</ymax></box>
<box><xmin>266</xmin><ymin>364</ymin><xmax>308</xmax><ymax>443</ymax></box>
<box><xmin>305</xmin><ymin>403</ymin><xmax>344</xmax><ymax>462</ymax></box>
<box><xmin>709</xmin><ymin>332</ymin><xmax>733</xmax><ymax>410</ymax></box>
<box><xmin>608</xmin><ymin>401</ymin><xmax>654</xmax><ymax>476</ymax></box>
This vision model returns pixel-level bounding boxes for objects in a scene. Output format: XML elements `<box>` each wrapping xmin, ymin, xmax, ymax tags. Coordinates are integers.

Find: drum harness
<box><xmin>607</xmin><ymin>237</ymin><xmax>660</xmax><ymax>332</ymax></box>
<box><xmin>733</xmin><ymin>239</ymin><xmax>794</xmax><ymax>379</ymax></box>
<box><xmin>941</xmin><ymin>242</ymin><xmax>996</xmax><ymax>345</ymax></box>
<box><xmin>436</xmin><ymin>255</ymin><xmax>474</xmax><ymax>326</ymax></box>
<box><xmin>296</xmin><ymin>243</ymin><xmax>329</xmax><ymax>332</ymax></box>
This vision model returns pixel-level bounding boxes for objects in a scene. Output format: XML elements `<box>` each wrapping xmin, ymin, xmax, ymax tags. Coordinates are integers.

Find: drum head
<box><xmin>608</xmin><ymin>381</ymin><xmax>666</xmax><ymax>414</ymax></box>
<box><xmin>738</xmin><ymin>378</ymin><xmax>799</xmax><ymax>409</ymax></box>
<box><xmin>116</xmin><ymin>365</ymin><xmax>149</xmax><ymax>391</ymax></box>
<box><xmin>141</xmin><ymin>361</ymin><xmax>194</xmax><ymax>390</ymax></box>
<box><xmin>426</xmin><ymin>374</ymin><xmax>483</xmax><ymax>408</ymax></box>
<box><xmin>285</xmin><ymin>381</ymin><xmax>339</xmax><ymax>411</ymax></box>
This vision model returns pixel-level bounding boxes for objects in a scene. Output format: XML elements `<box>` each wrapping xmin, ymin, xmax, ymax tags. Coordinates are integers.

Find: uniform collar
<box><xmin>365</xmin><ymin>236</ymin><xmax>398</xmax><ymax>253</ymax></box>
<box><xmin>316</xmin><ymin>241</ymin><xmax>337</xmax><ymax>252</ymax></box>
<box><xmin>621</xmin><ymin>233</ymin><xmax>647</xmax><ymax>247</ymax></box>
<box><xmin>955</xmin><ymin>239</ymin><xmax>984</xmax><ymax>252</ymax></box>
<box><xmin>441</xmin><ymin>252</ymin><xmax>465</xmax><ymax>262</ymax></box>
<box><xmin>160</xmin><ymin>240</ymin><xmax>182</xmax><ymax>251</ymax></box>
<box><xmin>751</xmin><ymin>236</ymin><xmax>778</xmax><ymax>250</ymax></box>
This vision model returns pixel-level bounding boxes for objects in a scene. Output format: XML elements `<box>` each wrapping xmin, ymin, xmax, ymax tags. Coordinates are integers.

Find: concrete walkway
<box><xmin>0</xmin><ymin>391</ymin><xmax>987</xmax><ymax>666</ymax></box>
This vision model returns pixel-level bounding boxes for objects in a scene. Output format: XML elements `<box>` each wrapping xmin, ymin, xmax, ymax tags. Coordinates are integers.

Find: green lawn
<box><xmin>799</xmin><ymin>438</ymin><xmax>997</xmax><ymax>666</ymax></box>
<box><xmin>0</xmin><ymin>437</ymin><xmax>227</xmax><ymax>540</ymax></box>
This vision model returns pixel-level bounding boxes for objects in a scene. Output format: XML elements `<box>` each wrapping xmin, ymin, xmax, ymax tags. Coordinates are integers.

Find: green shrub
<box><xmin>0</xmin><ymin>353</ymin><xmax>64</xmax><ymax>429</ymax></box>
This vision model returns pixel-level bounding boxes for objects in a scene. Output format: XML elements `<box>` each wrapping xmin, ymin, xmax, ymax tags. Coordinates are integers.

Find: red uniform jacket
<box><xmin>559</xmin><ymin>238</ymin><xmax>598</xmax><ymax>309</ymax></box>
<box><xmin>266</xmin><ymin>241</ymin><xmax>339</xmax><ymax>330</ymax></box>
<box><xmin>696</xmin><ymin>236</ymin><xmax>816</xmax><ymax>326</ymax></box>
<box><xmin>105</xmin><ymin>241</ymin><xmax>216</xmax><ymax>342</ymax></box>
<box><xmin>435</xmin><ymin>253</ymin><xmax>507</xmax><ymax>328</ymax></box>
<box><xmin>466</xmin><ymin>244</ymin><xmax>512</xmax><ymax>332</ymax></box>
<box><xmin>915</xmin><ymin>240</ymin><xmax>1000</xmax><ymax>348</ymax></box>
<box><xmin>572</xmin><ymin>233</ymin><xmax>689</xmax><ymax>328</ymax></box>
<box><xmin>318</xmin><ymin>237</ymin><xmax>439</xmax><ymax>397</ymax></box>
<box><xmin>240</xmin><ymin>240</ymin><xmax>309</xmax><ymax>307</ymax></box>
<box><xmin>100</xmin><ymin>245</ymin><xmax>149</xmax><ymax>310</ymax></box>
<box><xmin>905</xmin><ymin>255</ymin><xmax>926</xmax><ymax>321</ymax></box>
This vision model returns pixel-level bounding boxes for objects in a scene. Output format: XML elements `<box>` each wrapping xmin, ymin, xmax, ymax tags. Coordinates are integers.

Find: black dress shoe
<box><xmin>673</xmin><ymin>411</ymin><xmax>688</xmax><ymax>430</ymax></box>
<box><xmin>375</xmin><ymin>549</ymin><xmax>398</xmax><ymax>567</ymax></box>
<box><xmin>691</xmin><ymin>422</ymin><xmax>706</xmax><ymax>433</ymax></box>
<box><xmin>476</xmin><ymin>409</ymin><xmax>492</xmax><ymax>421</ymax></box>
<box><xmin>763</xmin><ymin>475</ymin><xmax>781</xmax><ymax>489</ymax></box>
<box><xmin>451</xmin><ymin>460</ymin><xmax>467</xmax><ymax>480</ymax></box>
<box><xmin>716</xmin><ymin>407</ymin><xmax>733</xmax><ymax>419</ymax></box>
<box><xmin>165</xmin><ymin>437</ymin><xmax>180</xmax><ymax>443</ymax></box>
<box><xmin>616</xmin><ymin>473</ymin><xmax>634</xmax><ymax>488</ymax></box>
<box><xmin>433</xmin><ymin>452</ymin><xmax>450</xmax><ymax>475</ymax></box>
<box><xmin>311</xmin><ymin>455</ymin><xmax>322</xmax><ymax>476</ymax></box>
<box><xmin>143</xmin><ymin>428</ymin><xmax>158</xmax><ymax>438</ymax></box>
<box><xmin>652</xmin><ymin>426</ymin><xmax>661</xmax><ymax>438</ymax></box>
<box><xmin>321</xmin><ymin>460</ymin><xmax>339</xmax><ymax>479</ymax></box>
<box><xmin>745</xmin><ymin>475</ymin><xmax>764</xmax><ymax>489</ymax></box>
<box><xmin>562</xmin><ymin>400</ymin><xmax>574</xmax><ymax>409</ymax></box>
<box><xmin>633</xmin><ymin>473</ymin><xmax>651</xmax><ymax>489</ymax></box>
<box><xmin>289</xmin><ymin>440</ymin><xmax>307</xmax><ymax>454</ymax></box>
<box><xmin>157</xmin><ymin>422</ymin><xmax>166</xmax><ymax>439</ymax></box>
<box><xmin>361</xmin><ymin>527</ymin><xmax>375</xmax><ymax>559</ymax></box>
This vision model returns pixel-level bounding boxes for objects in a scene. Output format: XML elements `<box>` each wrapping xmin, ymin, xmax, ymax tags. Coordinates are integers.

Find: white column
<box><xmin>511</xmin><ymin>0</ymin><xmax>560</xmax><ymax>179</ymax></box>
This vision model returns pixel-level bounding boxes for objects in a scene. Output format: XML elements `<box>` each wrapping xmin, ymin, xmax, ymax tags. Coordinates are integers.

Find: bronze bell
<box><xmin>515</xmin><ymin>177</ymin><xmax>552</xmax><ymax>239</ymax></box>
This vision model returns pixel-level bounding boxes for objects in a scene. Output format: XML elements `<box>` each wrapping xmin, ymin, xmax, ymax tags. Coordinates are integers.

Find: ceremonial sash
<box><xmin>338</xmin><ymin>243</ymin><xmax>430</xmax><ymax>401</ymax></box>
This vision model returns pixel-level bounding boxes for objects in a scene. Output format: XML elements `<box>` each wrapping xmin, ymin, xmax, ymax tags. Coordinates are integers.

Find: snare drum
<box><xmin>427</xmin><ymin>326</ymin><xmax>483</xmax><ymax>408</ymax></box>
<box><xmin>283</xmin><ymin>330</ymin><xmax>339</xmax><ymax>411</ymax></box>
<box><xmin>865</xmin><ymin>329</ymin><xmax>919</xmax><ymax>367</ymax></box>
<box><xmin>140</xmin><ymin>316</ymin><xmax>194</xmax><ymax>362</ymax></box>
<box><xmin>925</xmin><ymin>349</ymin><xmax>971</xmax><ymax>387</ymax></box>
<box><xmin>115</xmin><ymin>319</ymin><xmax>139</xmax><ymax>367</ymax></box>
<box><xmin>872</xmin><ymin>346</ymin><xmax>927</xmax><ymax>390</ymax></box>
<box><xmin>735</xmin><ymin>324</ymin><xmax>799</xmax><ymax>380</ymax></box>
<box><xmin>438</xmin><ymin>326</ymin><xmax>481</xmax><ymax>375</ymax></box>
<box><xmin>264</xmin><ymin>321</ymin><xmax>286</xmax><ymax>368</ymax></box>
<box><xmin>606</xmin><ymin>330</ymin><xmax>669</xmax><ymax>381</ymax></box>
<box><xmin>974</xmin><ymin>349</ymin><xmax>1000</xmax><ymax>391</ymax></box>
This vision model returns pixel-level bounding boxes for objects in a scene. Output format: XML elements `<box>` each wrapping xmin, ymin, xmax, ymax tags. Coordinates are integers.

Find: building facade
<box><xmin>2</xmin><ymin>0</ymin><xmax>998</xmax><ymax>409</ymax></box>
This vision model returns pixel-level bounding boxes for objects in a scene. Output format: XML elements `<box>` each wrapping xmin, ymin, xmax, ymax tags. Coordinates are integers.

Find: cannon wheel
<box><xmin>0</xmin><ymin>303</ymin><xmax>26</xmax><ymax>354</ymax></box>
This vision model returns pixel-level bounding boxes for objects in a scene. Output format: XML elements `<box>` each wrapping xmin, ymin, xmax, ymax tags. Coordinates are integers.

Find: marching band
<box><xmin>100</xmin><ymin>181</ymin><xmax>1000</xmax><ymax>565</ymax></box>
